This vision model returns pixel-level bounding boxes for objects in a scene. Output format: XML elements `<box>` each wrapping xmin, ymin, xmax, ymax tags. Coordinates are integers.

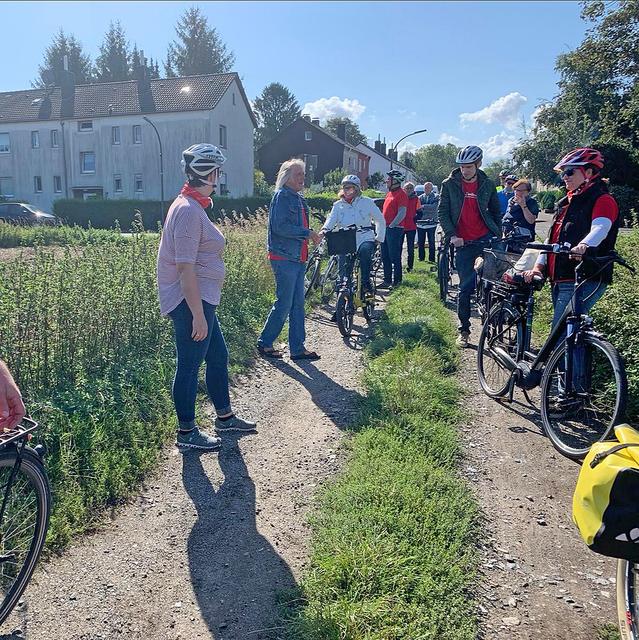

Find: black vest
<box><xmin>551</xmin><ymin>180</ymin><xmax>619</xmax><ymax>283</ymax></box>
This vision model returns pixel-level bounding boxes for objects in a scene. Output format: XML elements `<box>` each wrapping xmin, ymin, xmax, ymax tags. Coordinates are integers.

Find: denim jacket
<box><xmin>267</xmin><ymin>186</ymin><xmax>311</xmax><ymax>261</ymax></box>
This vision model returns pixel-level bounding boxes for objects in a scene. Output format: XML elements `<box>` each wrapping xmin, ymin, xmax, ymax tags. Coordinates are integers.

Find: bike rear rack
<box><xmin>0</xmin><ymin>417</ymin><xmax>38</xmax><ymax>448</ymax></box>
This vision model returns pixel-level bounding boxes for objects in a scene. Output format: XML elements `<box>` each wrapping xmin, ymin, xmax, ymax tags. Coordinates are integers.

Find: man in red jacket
<box><xmin>381</xmin><ymin>170</ymin><xmax>408</xmax><ymax>287</ymax></box>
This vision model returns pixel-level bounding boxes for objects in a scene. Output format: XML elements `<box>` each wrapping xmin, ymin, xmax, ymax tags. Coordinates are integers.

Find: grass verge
<box><xmin>284</xmin><ymin>262</ymin><xmax>478</xmax><ymax>639</ymax></box>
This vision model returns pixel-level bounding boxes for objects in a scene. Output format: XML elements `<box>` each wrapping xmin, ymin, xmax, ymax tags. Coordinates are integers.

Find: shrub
<box><xmin>254</xmin><ymin>169</ymin><xmax>273</xmax><ymax>197</ymax></box>
<box><xmin>536</xmin><ymin>189</ymin><xmax>564</xmax><ymax>211</ymax></box>
<box><xmin>321</xmin><ymin>167</ymin><xmax>346</xmax><ymax>190</ymax></box>
<box><xmin>609</xmin><ymin>184</ymin><xmax>639</xmax><ymax>227</ymax></box>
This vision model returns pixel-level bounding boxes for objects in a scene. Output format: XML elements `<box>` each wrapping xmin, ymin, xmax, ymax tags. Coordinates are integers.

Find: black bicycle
<box><xmin>436</xmin><ymin>230</ymin><xmax>455</xmax><ymax>303</ymax></box>
<box><xmin>304</xmin><ymin>240</ymin><xmax>340</xmax><ymax>302</ymax></box>
<box><xmin>477</xmin><ymin>242</ymin><xmax>634</xmax><ymax>460</ymax></box>
<box><xmin>0</xmin><ymin>417</ymin><xmax>50</xmax><ymax>625</ymax></box>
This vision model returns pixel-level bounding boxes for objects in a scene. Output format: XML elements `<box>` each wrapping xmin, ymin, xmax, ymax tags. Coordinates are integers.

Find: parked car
<box><xmin>0</xmin><ymin>203</ymin><xmax>59</xmax><ymax>226</ymax></box>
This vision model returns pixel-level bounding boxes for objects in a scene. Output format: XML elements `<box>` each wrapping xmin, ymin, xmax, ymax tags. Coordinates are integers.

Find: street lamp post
<box><xmin>389</xmin><ymin>128</ymin><xmax>428</xmax><ymax>171</ymax></box>
<box><xmin>143</xmin><ymin>116</ymin><xmax>165</xmax><ymax>224</ymax></box>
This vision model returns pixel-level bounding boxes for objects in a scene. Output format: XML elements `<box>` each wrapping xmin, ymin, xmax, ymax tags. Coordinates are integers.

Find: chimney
<box><xmin>59</xmin><ymin>67</ymin><xmax>76</xmax><ymax>119</ymax></box>
<box><xmin>380</xmin><ymin>141</ymin><xmax>386</xmax><ymax>156</ymax></box>
<box><xmin>311</xmin><ymin>118</ymin><xmax>320</xmax><ymax>126</ymax></box>
<box><xmin>302</xmin><ymin>113</ymin><xmax>311</xmax><ymax>121</ymax></box>
<box><xmin>336</xmin><ymin>123</ymin><xmax>346</xmax><ymax>141</ymax></box>
<box><xmin>374</xmin><ymin>140</ymin><xmax>381</xmax><ymax>153</ymax></box>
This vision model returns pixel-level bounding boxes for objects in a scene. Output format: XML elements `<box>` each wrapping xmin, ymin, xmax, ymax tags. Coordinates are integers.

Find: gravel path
<box><xmin>3</xmin><ymin>300</ymin><xmax>384</xmax><ymax>640</ymax></box>
<box><xmin>453</xmin><ymin>297</ymin><xmax>618</xmax><ymax>638</ymax></box>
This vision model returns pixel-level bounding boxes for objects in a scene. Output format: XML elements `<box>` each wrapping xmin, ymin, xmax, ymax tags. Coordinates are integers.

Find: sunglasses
<box><xmin>561</xmin><ymin>167</ymin><xmax>580</xmax><ymax>178</ymax></box>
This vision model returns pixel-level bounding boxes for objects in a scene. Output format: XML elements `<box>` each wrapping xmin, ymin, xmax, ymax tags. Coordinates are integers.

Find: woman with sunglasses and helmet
<box><xmin>524</xmin><ymin>147</ymin><xmax>620</xmax><ymax>328</ymax></box>
<box><xmin>157</xmin><ymin>143</ymin><xmax>257</xmax><ymax>452</ymax></box>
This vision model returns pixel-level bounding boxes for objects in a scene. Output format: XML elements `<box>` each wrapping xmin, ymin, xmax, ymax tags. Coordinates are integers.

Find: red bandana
<box><xmin>180</xmin><ymin>183</ymin><xmax>212</xmax><ymax>209</ymax></box>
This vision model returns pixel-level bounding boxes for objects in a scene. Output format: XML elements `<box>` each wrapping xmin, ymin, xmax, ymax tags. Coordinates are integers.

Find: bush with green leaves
<box><xmin>0</xmin><ymin>221</ymin><xmax>130</xmax><ymax>248</ymax></box>
<box><xmin>0</xmin><ymin>218</ymin><xmax>274</xmax><ymax>548</ymax></box>
<box><xmin>535</xmin><ymin>189</ymin><xmax>564</xmax><ymax>212</ymax></box>
<box><xmin>321</xmin><ymin>167</ymin><xmax>347</xmax><ymax>191</ymax></box>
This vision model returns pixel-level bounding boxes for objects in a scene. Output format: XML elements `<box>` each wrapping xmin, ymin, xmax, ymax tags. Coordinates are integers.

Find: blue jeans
<box><xmin>338</xmin><ymin>241</ymin><xmax>376</xmax><ymax>293</ymax></box>
<box><xmin>417</xmin><ymin>226</ymin><xmax>436</xmax><ymax>262</ymax></box>
<box><xmin>258</xmin><ymin>259</ymin><xmax>306</xmax><ymax>355</ymax></box>
<box><xmin>551</xmin><ymin>280</ymin><xmax>607</xmax><ymax>394</ymax></box>
<box><xmin>456</xmin><ymin>236</ymin><xmax>491</xmax><ymax>334</ymax></box>
<box><xmin>169</xmin><ymin>299</ymin><xmax>231</xmax><ymax>427</ymax></box>
<box><xmin>381</xmin><ymin>227</ymin><xmax>404</xmax><ymax>284</ymax></box>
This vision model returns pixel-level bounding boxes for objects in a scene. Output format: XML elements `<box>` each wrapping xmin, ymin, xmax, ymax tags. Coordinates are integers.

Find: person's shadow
<box><xmin>269</xmin><ymin>358</ymin><xmax>366</xmax><ymax>431</ymax></box>
<box><xmin>182</xmin><ymin>435</ymin><xmax>296</xmax><ymax>639</ymax></box>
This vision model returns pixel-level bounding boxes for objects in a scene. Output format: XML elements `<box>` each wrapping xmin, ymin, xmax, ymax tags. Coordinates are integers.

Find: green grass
<box><xmin>284</xmin><ymin>263</ymin><xmax>478</xmax><ymax>639</ymax></box>
<box><xmin>0</xmin><ymin>219</ymin><xmax>275</xmax><ymax>548</ymax></box>
<box><xmin>0</xmin><ymin>221</ymin><xmax>132</xmax><ymax>248</ymax></box>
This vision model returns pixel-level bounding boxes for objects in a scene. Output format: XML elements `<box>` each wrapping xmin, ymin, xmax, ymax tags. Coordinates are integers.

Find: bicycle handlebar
<box><xmin>525</xmin><ymin>242</ymin><xmax>636</xmax><ymax>274</ymax></box>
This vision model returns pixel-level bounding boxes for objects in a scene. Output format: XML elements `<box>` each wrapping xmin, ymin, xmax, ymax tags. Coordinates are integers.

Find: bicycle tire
<box><xmin>336</xmin><ymin>291</ymin><xmax>353</xmax><ymax>337</ymax></box>
<box><xmin>304</xmin><ymin>257</ymin><xmax>321</xmax><ymax>298</ymax></box>
<box><xmin>0</xmin><ymin>447</ymin><xmax>51</xmax><ymax>626</ymax></box>
<box><xmin>320</xmin><ymin>257</ymin><xmax>339</xmax><ymax>303</ymax></box>
<box><xmin>540</xmin><ymin>334</ymin><xmax>627</xmax><ymax>460</ymax></box>
<box><xmin>477</xmin><ymin>301</ymin><xmax>523</xmax><ymax>398</ymax></box>
<box><xmin>617</xmin><ymin>560</ymin><xmax>639</xmax><ymax>640</ymax></box>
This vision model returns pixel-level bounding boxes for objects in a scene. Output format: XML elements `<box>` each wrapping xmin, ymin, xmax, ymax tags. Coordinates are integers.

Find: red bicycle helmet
<box><xmin>553</xmin><ymin>147</ymin><xmax>604</xmax><ymax>172</ymax></box>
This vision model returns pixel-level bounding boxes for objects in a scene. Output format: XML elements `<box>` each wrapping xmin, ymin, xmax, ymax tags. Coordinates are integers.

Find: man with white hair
<box><xmin>416</xmin><ymin>181</ymin><xmax>439</xmax><ymax>263</ymax></box>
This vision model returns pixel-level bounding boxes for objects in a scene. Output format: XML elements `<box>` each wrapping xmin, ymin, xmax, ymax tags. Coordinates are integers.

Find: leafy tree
<box><xmin>324</xmin><ymin>117</ymin><xmax>367</xmax><ymax>147</ymax></box>
<box><xmin>411</xmin><ymin>144</ymin><xmax>461</xmax><ymax>189</ymax></box>
<box><xmin>253</xmin><ymin>169</ymin><xmax>272</xmax><ymax>196</ymax></box>
<box><xmin>399</xmin><ymin>151</ymin><xmax>415</xmax><ymax>170</ymax></box>
<box><xmin>165</xmin><ymin>7</ymin><xmax>235</xmax><ymax>77</ymax></box>
<box><xmin>483</xmin><ymin>159</ymin><xmax>514</xmax><ymax>183</ymax></box>
<box><xmin>322</xmin><ymin>167</ymin><xmax>347</xmax><ymax>190</ymax></box>
<box><xmin>95</xmin><ymin>21</ymin><xmax>131</xmax><ymax>82</ymax></box>
<box><xmin>367</xmin><ymin>171</ymin><xmax>384</xmax><ymax>190</ymax></box>
<box><xmin>253</xmin><ymin>82</ymin><xmax>301</xmax><ymax>147</ymax></box>
<box><xmin>35</xmin><ymin>29</ymin><xmax>94</xmax><ymax>86</ymax></box>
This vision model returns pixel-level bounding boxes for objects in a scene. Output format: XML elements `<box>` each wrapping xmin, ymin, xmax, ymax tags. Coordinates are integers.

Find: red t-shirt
<box><xmin>548</xmin><ymin>192</ymin><xmax>618</xmax><ymax>281</ymax></box>
<box><xmin>402</xmin><ymin>195</ymin><xmax>419</xmax><ymax>231</ymax></box>
<box><xmin>455</xmin><ymin>179</ymin><xmax>489</xmax><ymax>241</ymax></box>
<box><xmin>383</xmin><ymin>188</ymin><xmax>409</xmax><ymax>226</ymax></box>
<box><xmin>268</xmin><ymin>204</ymin><xmax>309</xmax><ymax>262</ymax></box>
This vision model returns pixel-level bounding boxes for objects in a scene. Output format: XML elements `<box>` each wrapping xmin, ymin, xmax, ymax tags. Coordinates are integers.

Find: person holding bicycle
<box><xmin>321</xmin><ymin>174</ymin><xmax>386</xmax><ymax>304</ymax></box>
<box><xmin>0</xmin><ymin>360</ymin><xmax>25</xmax><ymax>430</ymax></box>
<box><xmin>439</xmin><ymin>145</ymin><xmax>502</xmax><ymax>347</ymax></box>
<box><xmin>157</xmin><ymin>144</ymin><xmax>257</xmax><ymax>452</ymax></box>
<box><xmin>523</xmin><ymin>147</ymin><xmax>620</xmax><ymax>327</ymax></box>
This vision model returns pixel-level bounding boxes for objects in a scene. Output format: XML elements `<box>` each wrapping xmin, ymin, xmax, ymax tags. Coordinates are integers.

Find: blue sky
<box><xmin>1</xmin><ymin>1</ymin><xmax>589</xmax><ymax>162</ymax></box>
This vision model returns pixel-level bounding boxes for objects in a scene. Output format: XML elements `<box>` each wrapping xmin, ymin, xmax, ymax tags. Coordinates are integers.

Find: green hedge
<box><xmin>52</xmin><ymin>194</ymin><xmax>337</xmax><ymax>229</ymax></box>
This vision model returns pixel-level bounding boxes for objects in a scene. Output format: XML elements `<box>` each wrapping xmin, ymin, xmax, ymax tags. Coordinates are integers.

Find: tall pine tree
<box><xmin>253</xmin><ymin>82</ymin><xmax>301</xmax><ymax>147</ymax></box>
<box><xmin>35</xmin><ymin>29</ymin><xmax>94</xmax><ymax>86</ymax></box>
<box><xmin>164</xmin><ymin>7</ymin><xmax>235</xmax><ymax>77</ymax></box>
<box><xmin>95</xmin><ymin>21</ymin><xmax>131</xmax><ymax>82</ymax></box>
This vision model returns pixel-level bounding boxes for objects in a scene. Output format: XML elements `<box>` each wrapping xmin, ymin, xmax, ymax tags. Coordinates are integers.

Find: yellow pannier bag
<box><xmin>573</xmin><ymin>424</ymin><xmax>639</xmax><ymax>561</ymax></box>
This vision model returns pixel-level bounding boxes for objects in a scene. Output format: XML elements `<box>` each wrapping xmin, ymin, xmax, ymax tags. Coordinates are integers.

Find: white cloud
<box><xmin>460</xmin><ymin>92</ymin><xmax>528</xmax><ymax>130</ymax></box>
<box><xmin>438</xmin><ymin>133</ymin><xmax>461</xmax><ymax>145</ymax></box>
<box><xmin>480</xmin><ymin>132</ymin><xmax>519</xmax><ymax>162</ymax></box>
<box><xmin>397</xmin><ymin>140</ymin><xmax>419</xmax><ymax>154</ymax></box>
<box><xmin>302</xmin><ymin>96</ymin><xmax>366</xmax><ymax>122</ymax></box>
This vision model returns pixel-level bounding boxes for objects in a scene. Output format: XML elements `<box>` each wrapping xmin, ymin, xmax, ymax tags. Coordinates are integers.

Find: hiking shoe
<box><xmin>214</xmin><ymin>415</ymin><xmax>257</xmax><ymax>433</ymax></box>
<box><xmin>176</xmin><ymin>427</ymin><xmax>222</xmax><ymax>451</ymax></box>
<box><xmin>456</xmin><ymin>332</ymin><xmax>470</xmax><ymax>348</ymax></box>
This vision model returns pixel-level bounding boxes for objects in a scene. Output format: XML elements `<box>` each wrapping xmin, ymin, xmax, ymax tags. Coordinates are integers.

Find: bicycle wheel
<box><xmin>336</xmin><ymin>291</ymin><xmax>353</xmax><ymax>337</ymax></box>
<box><xmin>304</xmin><ymin>257</ymin><xmax>321</xmax><ymax>298</ymax></box>
<box><xmin>0</xmin><ymin>447</ymin><xmax>51</xmax><ymax>626</ymax></box>
<box><xmin>617</xmin><ymin>560</ymin><xmax>639</xmax><ymax>640</ymax></box>
<box><xmin>477</xmin><ymin>301</ymin><xmax>522</xmax><ymax>398</ymax></box>
<box><xmin>320</xmin><ymin>257</ymin><xmax>339</xmax><ymax>303</ymax></box>
<box><xmin>540</xmin><ymin>334</ymin><xmax>627</xmax><ymax>460</ymax></box>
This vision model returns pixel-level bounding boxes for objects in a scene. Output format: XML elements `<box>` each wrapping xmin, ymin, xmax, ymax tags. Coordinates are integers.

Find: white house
<box><xmin>356</xmin><ymin>141</ymin><xmax>419</xmax><ymax>189</ymax></box>
<box><xmin>0</xmin><ymin>70</ymin><xmax>257</xmax><ymax>211</ymax></box>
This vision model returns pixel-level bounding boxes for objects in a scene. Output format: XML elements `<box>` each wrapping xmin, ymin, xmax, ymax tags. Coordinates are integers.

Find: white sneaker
<box><xmin>456</xmin><ymin>332</ymin><xmax>470</xmax><ymax>348</ymax></box>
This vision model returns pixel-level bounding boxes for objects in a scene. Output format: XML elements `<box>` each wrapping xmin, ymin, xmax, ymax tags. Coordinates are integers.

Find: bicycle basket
<box><xmin>326</xmin><ymin>228</ymin><xmax>357</xmax><ymax>255</ymax></box>
<box><xmin>481</xmin><ymin>249</ymin><xmax>521</xmax><ymax>282</ymax></box>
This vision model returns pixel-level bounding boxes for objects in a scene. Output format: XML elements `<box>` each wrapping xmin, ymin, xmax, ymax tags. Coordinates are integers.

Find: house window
<box><xmin>133</xmin><ymin>125</ymin><xmax>142</xmax><ymax>144</ymax></box>
<box><xmin>78</xmin><ymin>121</ymin><xmax>93</xmax><ymax>132</ymax></box>
<box><xmin>112</xmin><ymin>126</ymin><xmax>121</xmax><ymax>145</ymax></box>
<box><xmin>34</xmin><ymin>176</ymin><xmax>42</xmax><ymax>193</ymax></box>
<box><xmin>0</xmin><ymin>177</ymin><xmax>14</xmax><ymax>196</ymax></box>
<box><xmin>0</xmin><ymin>133</ymin><xmax>10</xmax><ymax>153</ymax></box>
<box><xmin>114</xmin><ymin>175</ymin><xmax>123</xmax><ymax>192</ymax></box>
<box><xmin>219</xmin><ymin>124</ymin><xmax>227</xmax><ymax>149</ymax></box>
<box><xmin>305</xmin><ymin>131</ymin><xmax>312</xmax><ymax>141</ymax></box>
<box><xmin>134</xmin><ymin>174</ymin><xmax>143</xmax><ymax>192</ymax></box>
<box><xmin>31</xmin><ymin>131</ymin><xmax>40</xmax><ymax>149</ymax></box>
<box><xmin>51</xmin><ymin>129</ymin><xmax>59</xmax><ymax>148</ymax></box>
<box><xmin>80</xmin><ymin>151</ymin><xmax>96</xmax><ymax>174</ymax></box>
<box><xmin>53</xmin><ymin>176</ymin><xmax>62</xmax><ymax>193</ymax></box>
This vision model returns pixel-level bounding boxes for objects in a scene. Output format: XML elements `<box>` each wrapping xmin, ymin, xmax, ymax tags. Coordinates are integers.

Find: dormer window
<box><xmin>78</xmin><ymin>121</ymin><xmax>93</xmax><ymax>132</ymax></box>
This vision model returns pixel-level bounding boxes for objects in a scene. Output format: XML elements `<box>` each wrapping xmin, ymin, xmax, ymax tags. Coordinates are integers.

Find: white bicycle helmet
<box><xmin>181</xmin><ymin>143</ymin><xmax>226</xmax><ymax>177</ymax></box>
<box><xmin>341</xmin><ymin>174</ymin><xmax>361</xmax><ymax>187</ymax></box>
<box><xmin>455</xmin><ymin>145</ymin><xmax>483</xmax><ymax>164</ymax></box>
